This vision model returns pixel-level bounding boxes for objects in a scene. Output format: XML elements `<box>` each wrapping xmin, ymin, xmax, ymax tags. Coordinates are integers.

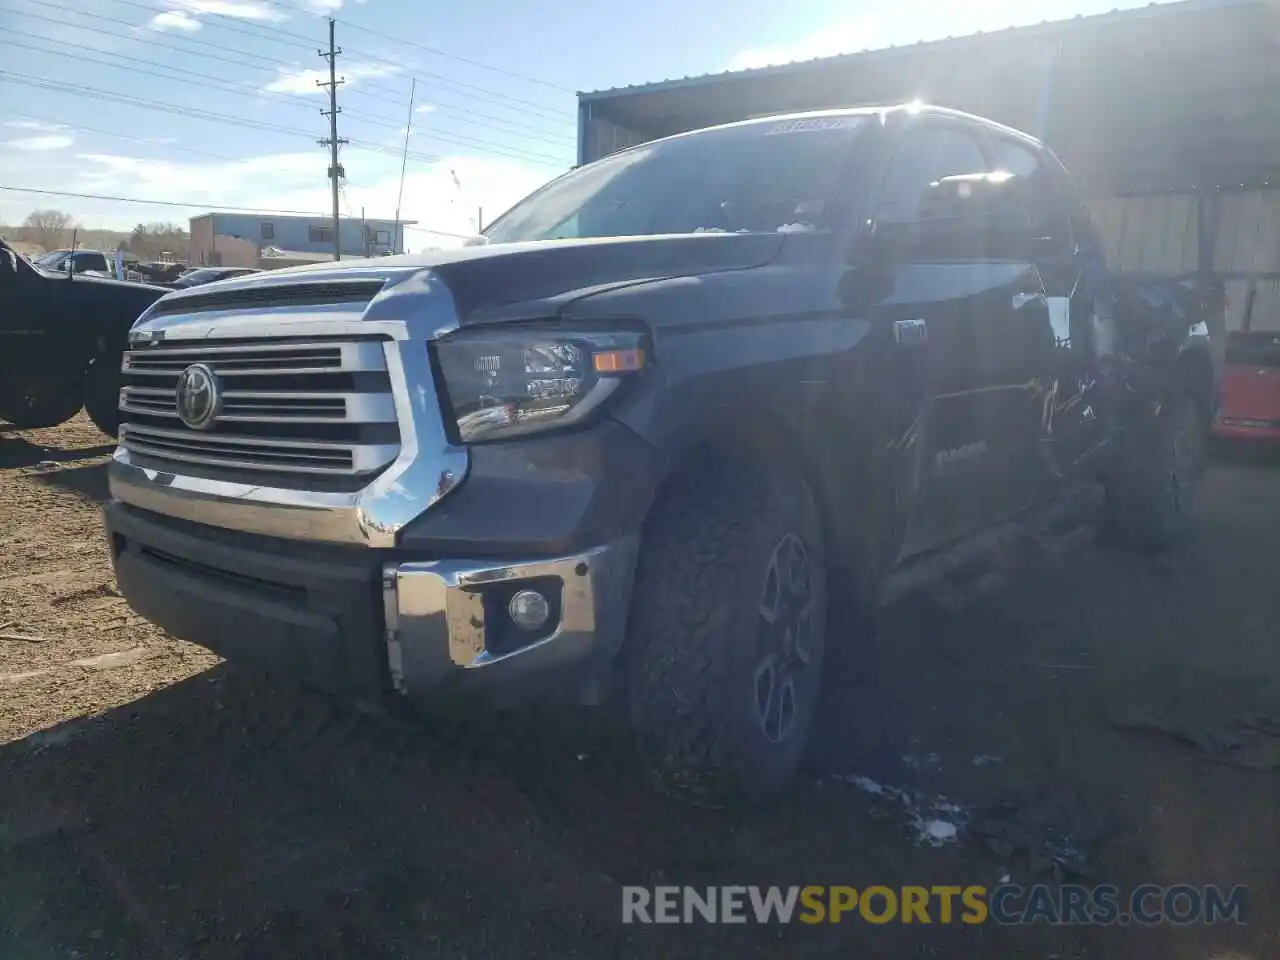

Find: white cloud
<box><xmin>7</xmin><ymin>135</ymin><xmax>75</xmax><ymax>152</ymax></box>
<box><xmin>413</xmin><ymin>104</ymin><xmax>437</xmax><ymax>115</ymax></box>
<box><xmin>149</xmin><ymin>9</ymin><xmax>202</xmax><ymax>31</ymax></box>
<box><xmin>263</xmin><ymin>62</ymin><xmax>400</xmax><ymax>95</ymax></box>
<box><xmin>160</xmin><ymin>0</ymin><xmax>288</xmax><ymax>24</ymax></box>
<box><xmin>729</xmin><ymin>18</ymin><xmax>887</xmax><ymax>70</ymax></box>
<box><xmin>5</xmin><ymin>120</ymin><xmax>69</xmax><ymax>132</ymax></box>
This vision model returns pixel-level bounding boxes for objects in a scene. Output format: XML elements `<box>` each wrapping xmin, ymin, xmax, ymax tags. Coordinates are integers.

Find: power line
<box><xmin>0</xmin><ymin>110</ymin><xmax>249</xmax><ymax>165</ymax></box>
<box><xmin>0</xmin><ymin>71</ymin><xmax>570</xmax><ymax>168</ymax></box>
<box><xmin>0</xmin><ymin>185</ymin><xmax>330</xmax><ymax>216</ymax></box>
<box><xmin>0</xmin><ymin>185</ymin><xmax>482</xmax><ymax>239</ymax></box>
<box><xmin>3</xmin><ymin>0</ymin><xmax>575</xmax><ymax>131</ymax></box>
<box><xmin>350</xmin><ymin>62</ymin><xmax>576</xmax><ymax>122</ymax></box>
<box><xmin>336</xmin><ymin>19</ymin><xmax>574</xmax><ymax>93</ymax></box>
<box><xmin>86</xmin><ymin>0</ymin><xmax>577</xmax><ymax>119</ymax></box>
<box><xmin>2</xmin><ymin>14</ymin><xmax>575</xmax><ymax>149</ymax></box>
<box><xmin>230</xmin><ymin>0</ymin><xmax>575</xmax><ymax>93</ymax></box>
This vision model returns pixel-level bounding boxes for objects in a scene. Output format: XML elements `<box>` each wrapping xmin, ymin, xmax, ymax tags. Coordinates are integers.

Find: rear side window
<box><xmin>992</xmin><ymin>137</ymin><xmax>1075</xmax><ymax>255</ymax></box>
<box><xmin>875</xmin><ymin>124</ymin><xmax>988</xmax><ymax>222</ymax></box>
<box><xmin>991</xmin><ymin>139</ymin><xmax>1041</xmax><ymax>178</ymax></box>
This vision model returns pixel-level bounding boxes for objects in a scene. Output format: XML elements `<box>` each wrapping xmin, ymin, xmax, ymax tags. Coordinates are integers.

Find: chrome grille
<box><xmin>121</xmin><ymin>341</ymin><xmax>381</xmax><ymax>376</ymax></box>
<box><xmin>117</xmin><ymin>337</ymin><xmax>399</xmax><ymax>486</ymax></box>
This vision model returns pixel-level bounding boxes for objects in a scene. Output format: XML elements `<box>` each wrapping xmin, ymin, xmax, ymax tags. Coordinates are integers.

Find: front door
<box><xmin>866</xmin><ymin>119</ymin><xmax>1051</xmax><ymax>560</ymax></box>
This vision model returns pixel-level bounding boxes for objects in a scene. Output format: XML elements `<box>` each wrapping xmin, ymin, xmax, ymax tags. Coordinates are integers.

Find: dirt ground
<box><xmin>0</xmin><ymin>414</ymin><xmax>1275</xmax><ymax>959</ymax></box>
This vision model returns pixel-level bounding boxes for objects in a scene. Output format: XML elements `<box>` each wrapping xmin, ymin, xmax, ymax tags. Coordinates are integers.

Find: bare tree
<box><xmin>128</xmin><ymin>221</ymin><xmax>190</xmax><ymax>260</ymax></box>
<box><xmin>22</xmin><ymin>209</ymin><xmax>76</xmax><ymax>252</ymax></box>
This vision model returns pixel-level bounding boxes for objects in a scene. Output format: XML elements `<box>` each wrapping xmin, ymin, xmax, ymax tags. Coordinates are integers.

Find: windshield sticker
<box><xmin>766</xmin><ymin>116</ymin><xmax>862</xmax><ymax>135</ymax></box>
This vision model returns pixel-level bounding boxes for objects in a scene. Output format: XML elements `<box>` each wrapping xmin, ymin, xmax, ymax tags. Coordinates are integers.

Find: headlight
<box><xmin>434</xmin><ymin>324</ymin><xmax>648</xmax><ymax>442</ymax></box>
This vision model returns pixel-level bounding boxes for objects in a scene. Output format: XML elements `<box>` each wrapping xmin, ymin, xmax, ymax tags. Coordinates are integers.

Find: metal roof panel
<box><xmin>577</xmin><ymin>0</ymin><xmax>1263</xmax><ymax>103</ymax></box>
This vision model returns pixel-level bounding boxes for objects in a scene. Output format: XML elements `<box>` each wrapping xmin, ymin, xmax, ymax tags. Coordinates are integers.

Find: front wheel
<box><xmin>0</xmin><ymin>377</ymin><xmax>85</xmax><ymax>430</ymax></box>
<box><xmin>84</xmin><ymin>356</ymin><xmax>121</xmax><ymax>438</ymax></box>
<box><xmin>624</xmin><ymin>456</ymin><xmax>828</xmax><ymax>806</ymax></box>
<box><xmin>1102</xmin><ymin>389</ymin><xmax>1208</xmax><ymax>550</ymax></box>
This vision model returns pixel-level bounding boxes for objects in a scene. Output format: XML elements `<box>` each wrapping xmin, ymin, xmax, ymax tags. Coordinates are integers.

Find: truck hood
<box><xmin>39</xmin><ymin>268</ymin><xmax>169</xmax><ymax>295</ymax></box>
<box><xmin>183</xmin><ymin>234</ymin><xmax>786</xmax><ymax>324</ymax></box>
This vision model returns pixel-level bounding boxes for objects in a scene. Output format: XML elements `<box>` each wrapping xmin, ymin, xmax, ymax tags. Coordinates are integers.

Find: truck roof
<box><xmin>608</xmin><ymin>103</ymin><xmax>1045</xmax><ymax>157</ymax></box>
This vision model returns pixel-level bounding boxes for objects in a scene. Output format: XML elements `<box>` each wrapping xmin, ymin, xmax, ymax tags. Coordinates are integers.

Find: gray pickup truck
<box><xmin>103</xmin><ymin>105</ymin><xmax>1220</xmax><ymax>803</ymax></box>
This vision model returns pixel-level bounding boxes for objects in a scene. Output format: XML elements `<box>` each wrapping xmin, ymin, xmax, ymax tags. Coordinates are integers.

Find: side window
<box><xmin>875</xmin><ymin>124</ymin><xmax>988</xmax><ymax>222</ymax></box>
<box><xmin>991</xmin><ymin>138</ymin><xmax>1072</xmax><ymax>254</ymax></box>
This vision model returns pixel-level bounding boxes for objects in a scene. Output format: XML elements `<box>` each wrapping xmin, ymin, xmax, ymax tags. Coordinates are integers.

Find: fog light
<box><xmin>508</xmin><ymin>589</ymin><xmax>550</xmax><ymax>630</ymax></box>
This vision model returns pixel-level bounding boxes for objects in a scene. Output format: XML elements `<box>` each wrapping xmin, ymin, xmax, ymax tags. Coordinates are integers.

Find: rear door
<box><xmin>867</xmin><ymin>117</ymin><xmax>1048</xmax><ymax>558</ymax></box>
<box><xmin>988</xmin><ymin>135</ymin><xmax>1109</xmax><ymax>486</ymax></box>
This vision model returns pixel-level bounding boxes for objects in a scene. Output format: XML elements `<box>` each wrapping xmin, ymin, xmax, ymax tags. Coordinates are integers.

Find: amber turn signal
<box><xmin>592</xmin><ymin>348</ymin><xmax>646</xmax><ymax>374</ymax></box>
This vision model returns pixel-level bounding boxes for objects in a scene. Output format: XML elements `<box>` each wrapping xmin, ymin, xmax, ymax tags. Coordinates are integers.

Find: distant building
<box><xmin>188</xmin><ymin>213</ymin><xmax>414</xmax><ymax>267</ymax></box>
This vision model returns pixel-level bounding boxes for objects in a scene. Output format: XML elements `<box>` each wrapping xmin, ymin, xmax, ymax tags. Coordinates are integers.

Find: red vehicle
<box><xmin>1213</xmin><ymin>287</ymin><xmax>1280</xmax><ymax>442</ymax></box>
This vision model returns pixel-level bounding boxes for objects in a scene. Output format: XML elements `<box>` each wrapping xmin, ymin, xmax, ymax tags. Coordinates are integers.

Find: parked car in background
<box><xmin>0</xmin><ymin>238</ymin><xmax>166</xmax><ymax>436</ymax></box>
<box><xmin>165</xmin><ymin>266</ymin><xmax>260</xmax><ymax>289</ymax></box>
<box><xmin>130</xmin><ymin>261</ymin><xmax>188</xmax><ymax>285</ymax></box>
<box><xmin>1214</xmin><ymin>330</ymin><xmax>1280</xmax><ymax>442</ymax></box>
<box><xmin>36</xmin><ymin>249</ymin><xmax>113</xmax><ymax>276</ymax></box>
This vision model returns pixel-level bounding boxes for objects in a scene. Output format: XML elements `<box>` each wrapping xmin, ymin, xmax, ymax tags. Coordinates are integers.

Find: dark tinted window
<box><xmin>876</xmin><ymin>123</ymin><xmax>988</xmax><ymax>221</ymax></box>
<box><xmin>991</xmin><ymin>138</ymin><xmax>1041</xmax><ymax>178</ymax></box>
<box><xmin>485</xmin><ymin>115</ymin><xmax>875</xmax><ymax>243</ymax></box>
<box><xmin>991</xmin><ymin>137</ymin><xmax>1072</xmax><ymax>253</ymax></box>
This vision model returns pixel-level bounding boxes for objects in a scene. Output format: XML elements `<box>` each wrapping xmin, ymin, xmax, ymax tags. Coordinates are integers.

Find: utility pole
<box><xmin>317</xmin><ymin>17</ymin><xmax>347</xmax><ymax>262</ymax></box>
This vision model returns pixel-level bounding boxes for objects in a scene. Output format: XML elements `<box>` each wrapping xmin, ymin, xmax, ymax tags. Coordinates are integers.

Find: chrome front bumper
<box><xmin>382</xmin><ymin>536</ymin><xmax>639</xmax><ymax>703</ymax></box>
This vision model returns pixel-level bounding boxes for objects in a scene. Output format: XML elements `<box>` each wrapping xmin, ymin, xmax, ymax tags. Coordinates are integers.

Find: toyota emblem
<box><xmin>175</xmin><ymin>363</ymin><xmax>221</xmax><ymax>430</ymax></box>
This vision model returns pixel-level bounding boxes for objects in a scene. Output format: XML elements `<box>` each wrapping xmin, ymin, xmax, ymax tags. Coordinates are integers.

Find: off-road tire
<box><xmin>624</xmin><ymin>455</ymin><xmax>827</xmax><ymax>806</ymax></box>
<box><xmin>1102</xmin><ymin>388</ymin><xmax>1208</xmax><ymax>551</ymax></box>
<box><xmin>85</xmin><ymin>356</ymin><xmax>121</xmax><ymax>438</ymax></box>
<box><xmin>0</xmin><ymin>377</ymin><xmax>85</xmax><ymax>430</ymax></box>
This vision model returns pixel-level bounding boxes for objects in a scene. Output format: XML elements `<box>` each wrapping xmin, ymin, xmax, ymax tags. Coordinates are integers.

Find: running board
<box><xmin>877</xmin><ymin>484</ymin><xmax>1104</xmax><ymax>610</ymax></box>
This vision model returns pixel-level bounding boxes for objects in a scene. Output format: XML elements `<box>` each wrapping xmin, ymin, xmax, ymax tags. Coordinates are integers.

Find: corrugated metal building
<box><xmin>578</xmin><ymin>0</ymin><xmax>1280</xmax><ymax>331</ymax></box>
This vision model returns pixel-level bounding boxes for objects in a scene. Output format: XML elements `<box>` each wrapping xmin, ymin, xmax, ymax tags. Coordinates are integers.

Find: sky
<box><xmin>0</xmin><ymin>0</ymin><xmax>1156</xmax><ymax>249</ymax></box>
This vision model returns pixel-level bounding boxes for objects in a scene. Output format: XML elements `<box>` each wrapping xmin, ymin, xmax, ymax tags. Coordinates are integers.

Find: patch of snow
<box><xmin>838</xmin><ymin>773</ymin><xmax>967</xmax><ymax>847</ymax></box>
<box><xmin>923</xmin><ymin>820</ymin><xmax>958</xmax><ymax>843</ymax></box>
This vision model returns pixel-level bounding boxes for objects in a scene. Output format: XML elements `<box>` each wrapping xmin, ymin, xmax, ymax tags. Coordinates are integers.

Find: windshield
<box><xmin>181</xmin><ymin>269</ymin><xmax>223</xmax><ymax>283</ymax></box>
<box><xmin>484</xmin><ymin>114</ymin><xmax>874</xmax><ymax>244</ymax></box>
<box><xmin>36</xmin><ymin>251</ymin><xmax>68</xmax><ymax>267</ymax></box>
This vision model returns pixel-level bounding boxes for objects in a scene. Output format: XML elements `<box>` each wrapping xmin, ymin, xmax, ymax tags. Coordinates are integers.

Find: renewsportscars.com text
<box><xmin>621</xmin><ymin>884</ymin><xmax>1249</xmax><ymax>926</ymax></box>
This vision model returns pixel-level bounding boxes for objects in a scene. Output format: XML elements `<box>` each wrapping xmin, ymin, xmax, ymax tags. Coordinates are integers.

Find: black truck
<box><xmin>103</xmin><ymin>106</ymin><xmax>1221</xmax><ymax>802</ymax></box>
<box><xmin>1</xmin><ymin>239</ymin><xmax>166</xmax><ymax>436</ymax></box>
